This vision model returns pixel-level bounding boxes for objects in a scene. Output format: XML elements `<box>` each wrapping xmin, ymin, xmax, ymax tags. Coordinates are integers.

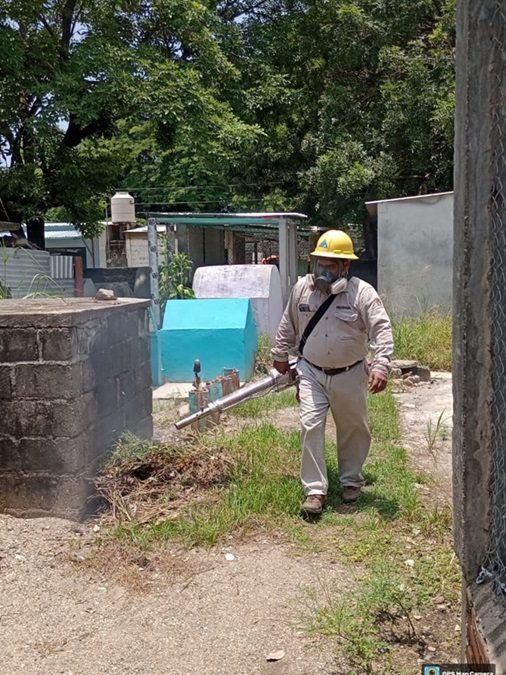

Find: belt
<box><xmin>304</xmin><ymin>358</ymin><xmax>363</xmax><ymax>376</ymax></box>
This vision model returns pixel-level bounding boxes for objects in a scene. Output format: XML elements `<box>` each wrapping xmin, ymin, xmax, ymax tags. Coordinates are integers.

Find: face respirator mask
<box><xmin>313</xmin><ymin>260</ymin><xmax>348</xmax><ymax>295</ymax></box>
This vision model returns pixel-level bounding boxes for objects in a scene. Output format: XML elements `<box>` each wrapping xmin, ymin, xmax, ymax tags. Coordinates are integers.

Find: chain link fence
<box><xmin>474</xmin><ymin>0</ymin><xmax>506</xmax><ymax>607</ymax></box>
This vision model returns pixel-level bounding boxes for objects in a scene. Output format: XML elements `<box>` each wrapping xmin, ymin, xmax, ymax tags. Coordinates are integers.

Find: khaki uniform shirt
<box><xmin>271</xmin><ymin>275</ymin><xmax>393</xmax><ymax>376</ymax></box>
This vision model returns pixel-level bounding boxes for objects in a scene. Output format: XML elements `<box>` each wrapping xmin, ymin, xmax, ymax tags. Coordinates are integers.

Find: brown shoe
<box><xmin>301</xmin><ymin>494</ymin><xmax>326</xmax><ymax>515</ymax></box>
<box><xmin>342</xmin><ymin>486</ymin><xmax>362</xmax><ymax>503</ymax></box>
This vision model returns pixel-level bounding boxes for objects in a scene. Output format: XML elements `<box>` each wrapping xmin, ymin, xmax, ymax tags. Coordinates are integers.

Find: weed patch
<box><xmin>393</xmin><ymin>310</ymin><xmax>452</xmax><ymax>371</ymax></box>
<box><xmin>96</xmin><ymin>434</ymin><xmax>235</xmax><ymax>524</ymax></box>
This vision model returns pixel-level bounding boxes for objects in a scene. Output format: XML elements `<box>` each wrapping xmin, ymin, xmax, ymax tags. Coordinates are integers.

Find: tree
<box><xmin>0</xmin><ymin>0</ymin><xmax>456</xmax><ymax>242</ymax></box>
<box><xmin>0</xmin><ymin>0</ymin><xmax>260</xmax><ymax>238</ymax></box>
<box><xmin>220</xmin><ymin>0</ymin><xmax>456</xmax><ymax>225</ymax></box>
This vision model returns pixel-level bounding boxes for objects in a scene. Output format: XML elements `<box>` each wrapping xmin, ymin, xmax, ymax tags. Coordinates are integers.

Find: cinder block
<box><xmin>76</xmin><ymin>322</ymin><xmax>100</xmax><ymax>355</ymax></box>
<box><xmin>109</xmin><ymin>340</ymin><xmax>130</xmax><ymax>377</ymax></box>
<box><xmin>96</xmin><ymin>377</ymin><xmax>118</xmax><ymax>413</ymax></box>
<box><xmin>0</xmin><ymin>366</ymin><xmax>13</xmax><ymax>399</ymax></box>
<box><xmin>0</xmin><ymin>435</ymin><xmax>20</xmax><ymax>470</ymax></box>
<box><xmin>0</xmin><ymin>299</ymin><xmax>152</xmax><ymax>520</ymax></box>
<box><xmin>135</xmin><ymin>416</ymin><xmax>154</xmax><ymax>440</ymax></box>
<box><xmin>0</xmin><ymin>472</ymin><xmax>93</xmax><ymax>520</ymax></box>
<box><xmin>80</xmin><ymin>360</ymin><xmax>96</xmax><ymax>393</ymax></box>
<box><xmin>15</xmin><ymin>363</ymin><xmax>81</xmax><ymax>399</ymax></box>
<box><xmin>2</xmin><ymin>400</ymin><xmax>53</xmax><ymax>437</ymax></box>
<box><xmin>134</xmin><ymin>362</ymin><xmax>152</xmax><ymax>392</ymax></box>
<box><xmin>40</xmin><ymin>395</ymin><xmax>96</xmax><ymax>438</ymax></box>
<box><xmin>16</xmin><ymin>436</ymin><xmax>88</xmax><ymax>474</ymax></box>
<box><xmin>0</xmin><ymin>328</ymin><xmax>39</xmax><ymax>362</ymax></box>
<box><xmin>0</xmin><ymin>401</ymin><xmax>18</xmax><ymax>435</ymax></box>
<box><xmin>93</xmin><ymin>411</ymin><xmax>126</xmax><ymax>456</ymax></box>
<box><xmin>107</xmin><ymin>313</ymin><xmax>124</xmax><ymax>345</ymax></box>
<box><xmin>120</xmin><ymin>313</ymin><xmax>139</xmax><ymax>341</ymax></box>
<box><xmin>39</xmin><ymin>328</ymin><xmax>78</xmax><ymax>361</ymax></box>
<box><xmin>52</xmin><ymin>436</ymin><xmax>89</xmax><ymax>473</ymax></box>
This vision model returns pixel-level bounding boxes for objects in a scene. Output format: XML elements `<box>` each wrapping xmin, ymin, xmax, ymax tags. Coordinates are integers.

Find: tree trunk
<box><xmin>26</xmin><ymin>218</ymin><xmax>45</xmax><ymax>250</ymax></box>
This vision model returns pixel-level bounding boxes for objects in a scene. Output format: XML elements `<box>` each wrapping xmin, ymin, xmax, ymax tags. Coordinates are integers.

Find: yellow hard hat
<box><xmin>310</xmin><ymin>230</ymin><xmax>358</xmax><ymax>260</ymax></box>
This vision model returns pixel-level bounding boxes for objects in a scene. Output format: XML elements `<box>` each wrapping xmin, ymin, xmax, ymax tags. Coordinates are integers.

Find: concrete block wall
<box><xmin>0</xmin><ymin>298</ymin><xmax>152</xmax><ymax>520</ymax></box>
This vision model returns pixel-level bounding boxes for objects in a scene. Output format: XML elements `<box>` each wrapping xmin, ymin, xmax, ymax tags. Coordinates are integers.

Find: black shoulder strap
<box><xmin>298</xmin><ymin>294</ymin><xmax>336</xmax><ymax>356</ymax></box>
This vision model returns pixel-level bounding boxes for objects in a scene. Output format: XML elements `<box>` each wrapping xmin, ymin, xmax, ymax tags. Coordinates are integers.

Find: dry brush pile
<box><xmin>95</xmin><ymin>435</ymin><xmax>235</xmax><ymax>525</ymax></box>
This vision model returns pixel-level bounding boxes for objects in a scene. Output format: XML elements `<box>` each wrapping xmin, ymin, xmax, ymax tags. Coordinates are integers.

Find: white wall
<box><xmin>376</xmin><ymin>192</ymin><xmax>453</xmax><ymax>317</ymax></box>
<box><xmin>126</xmin><ymin>234</ymin><xmax>168</xmax><ymax>267</ymax></box>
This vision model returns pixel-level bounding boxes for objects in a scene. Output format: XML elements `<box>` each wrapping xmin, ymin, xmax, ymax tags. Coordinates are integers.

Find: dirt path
<box><xmin>0</xmin><ymin>513</ymin><xmax>352</xmax><ymax>674</ymax></box>
<box><xmin>393</xmin><ymin>373</ymin><xmax>453</xmax><ymax>500</ymax></box>
<box><xmin>0</xmin><ymin>376</ymin><xmax>454</xmax><ymax>675</ymax></box>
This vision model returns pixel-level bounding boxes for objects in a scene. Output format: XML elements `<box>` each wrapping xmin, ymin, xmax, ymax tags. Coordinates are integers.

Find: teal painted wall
<box><xmin>159</xmin><ymin>298</ymin><xmax>257</xmax><ymax>382</ymax></box>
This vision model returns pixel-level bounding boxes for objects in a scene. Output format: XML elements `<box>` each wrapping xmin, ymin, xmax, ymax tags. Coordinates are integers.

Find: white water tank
<box><xmin>111</xmin><ymin>191</ymin><xmax>135</xmax><ymax>223</ymax></box>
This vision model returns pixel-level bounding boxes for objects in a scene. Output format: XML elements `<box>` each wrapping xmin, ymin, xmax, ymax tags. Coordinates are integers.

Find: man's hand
<box><xmin>273</xmin><ymin>360</ymin><xmax>290</xmax><ymax>374</ymax></box>
<box><xmin>368</xmin><ymin>370</ymin><xmax>388</xmax><ymax>394</ymax></box>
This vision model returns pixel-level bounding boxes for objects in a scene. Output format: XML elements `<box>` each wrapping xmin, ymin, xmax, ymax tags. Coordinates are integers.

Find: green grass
<box><xmin>299</xmin><ymin>391</ymin><xmax>459</xmax><ymax>672</ymax></box>
<box><xmin>106</xmin><ymin>386</ymin><xmax>460</xmax><ymax>672</ymax></box>
<box><xmin>253</xmin><ymin>333</ymin><xmax>273</xmax><ymax>375</ymax></box>
<box><xmin>306</xmin><ymin>560</ymin><xmax>418</xmax><ymax>674</ymax></box>
<box><xmin>392</xmin><ymin>309</ymin><xmax>452</xmax><ymax>370</ymax></box>
<box><xmin>114</xmin><ymin>423</ymin><xmax>304</xmax><ymax>547</ymax></box>
<box><xmin>230</xmin><ymin>388</ymin><xmax>297</xmax><ymax>417</ymax></box>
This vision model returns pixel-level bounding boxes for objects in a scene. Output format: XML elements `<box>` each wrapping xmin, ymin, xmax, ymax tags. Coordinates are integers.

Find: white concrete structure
<box><xmin>125</xmin><ymin>225</ymin><xmax>169</xmax><ymax>267</ymax></box>
<box><xmin>192</xmin><ymin>264</ymin><xmax>284</xmax><ymax>341</ymax></box>
<box><xmin>366</xmin><ymin>191</ymin><xmax>453</xmax><ymax>317</ymax></box>
<box><xmin>141</xmin><ymin>213</ymin><xmax>307</xmax><ymax>304</ymax></box>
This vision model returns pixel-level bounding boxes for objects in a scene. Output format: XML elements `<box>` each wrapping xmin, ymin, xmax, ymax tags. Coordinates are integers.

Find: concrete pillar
<box><xmin>454</xmin><ymin>0</ymin><xmax>506</xmax><ymax>665</ymax></box>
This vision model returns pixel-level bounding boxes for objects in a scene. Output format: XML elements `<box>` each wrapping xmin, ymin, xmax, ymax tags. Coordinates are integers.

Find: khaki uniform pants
<box><xmin>297</xmin><ymin>359</ymin><xmax>371</xmax><ymax>496</ymax></box>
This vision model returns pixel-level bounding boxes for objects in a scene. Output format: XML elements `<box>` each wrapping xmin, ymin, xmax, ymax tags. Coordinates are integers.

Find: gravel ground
<box><xmin>0</xmin><ymin>515</ymin><xmax>352</xmax><ymax>675</ymax></box>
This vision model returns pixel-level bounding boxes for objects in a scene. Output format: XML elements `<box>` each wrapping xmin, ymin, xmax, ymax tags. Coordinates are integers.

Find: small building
<box><xmin>44</xmin><ymin>222</ymin><xmax>106</xmax><ymax>269</ymax></box>
<box><xmin>366</xmin><ymin>192</ymin><xmax>453</xmax><ymax>317</ymax></box>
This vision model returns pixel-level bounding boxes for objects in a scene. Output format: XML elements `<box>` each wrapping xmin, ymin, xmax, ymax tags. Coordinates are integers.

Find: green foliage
<box><xmin>1</xmin><ymin>0</ymin><xmax>456</xmax><ymax>231</ymax></box>
<box><xmin>306</xmin><ymin>562</ymin><xmax>416</xmax><ymax>673</ymax></box>
<box><xmin>159</xmin><ymin>250</ymin><xmax>195</xmax><ymax>312</ymax></box>
<box><xmin>393</xmin><ymin>310</ymin><xmax>452</xmax><ymax>370</ymax></box>
<box><xmin>215</xmin><ymin>0</ymin><xmax>456</xmax><ymax>225</ymax></box>
<box><xmin>253</xmin><ymin>333</ymin><xmax>273</xmax><ymax>375</ymax></box>
<box><xmin>0</xmin><ymin>0</ymin><xmax>259</xmax><ymax>233</ymax></box>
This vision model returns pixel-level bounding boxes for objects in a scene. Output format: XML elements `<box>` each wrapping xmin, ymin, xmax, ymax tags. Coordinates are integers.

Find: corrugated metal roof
<box><xmin>44</xmin><ymin>222</ymin><xmax>83</xmax><ymax>240</ymax></box>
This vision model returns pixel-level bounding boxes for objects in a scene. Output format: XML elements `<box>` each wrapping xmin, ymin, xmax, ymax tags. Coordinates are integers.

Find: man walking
<box><xmin>272</xmin><ymin>230</ymin><xmax>393</xmax><ymax>515</ymax></box>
